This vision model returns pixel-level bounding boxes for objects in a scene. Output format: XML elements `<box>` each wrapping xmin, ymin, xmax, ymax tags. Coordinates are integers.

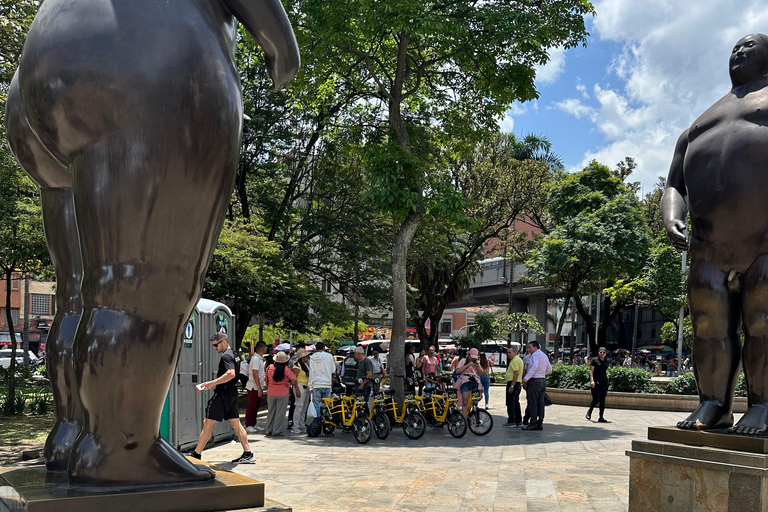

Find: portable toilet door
<box><xmin>198</xmin><ymin>299</ymin><xmax>237</xmax><ymax>445</ymax></box>
<box><xmin>169</xmin><ymin>304</ymin><xmax>205</xmax><ymax>451</ymax></box>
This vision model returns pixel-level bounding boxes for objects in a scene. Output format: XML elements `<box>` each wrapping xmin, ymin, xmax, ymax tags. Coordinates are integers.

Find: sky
<box><xmin>503</xmin><ymin>0</ymin><xmax>768</xmax><ymax>196</ymax></box>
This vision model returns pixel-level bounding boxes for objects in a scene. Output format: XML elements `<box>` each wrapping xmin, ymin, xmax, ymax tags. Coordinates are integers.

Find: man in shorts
<box><xmin>186</xmin><ymin>333</ymin><xmax>253</xmax><ymax>463</ymax></box>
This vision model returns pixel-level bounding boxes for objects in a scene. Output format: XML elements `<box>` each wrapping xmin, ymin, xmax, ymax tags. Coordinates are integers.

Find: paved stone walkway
<box><xmin>203</xmin><ymin>386</ymin><xmax>686</xmax><ymax>512</ymax></box>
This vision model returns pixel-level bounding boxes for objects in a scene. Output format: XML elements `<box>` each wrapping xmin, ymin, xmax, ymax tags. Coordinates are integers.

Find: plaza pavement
<box><xmin>204</xmin><ymin>386</ymin><xmax>688</xmax><ymax>512</ymax></box>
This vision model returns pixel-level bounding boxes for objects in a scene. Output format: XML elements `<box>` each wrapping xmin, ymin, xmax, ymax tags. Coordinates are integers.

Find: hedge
<box><xmin>546</xmin><ymin>364</ymin><xmax>660</xmax><ymax>394</ymax></box>
<box><xmin>665</xmin><ymin>371</ymin><xmax>747</xmax><ymax>397</ymax></box>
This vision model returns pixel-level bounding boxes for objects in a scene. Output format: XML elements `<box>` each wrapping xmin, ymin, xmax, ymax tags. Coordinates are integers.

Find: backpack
<box><xmin>307</xmin><ymin>416</ymin><xmax>323</xmax><ymax>437</ymax></box>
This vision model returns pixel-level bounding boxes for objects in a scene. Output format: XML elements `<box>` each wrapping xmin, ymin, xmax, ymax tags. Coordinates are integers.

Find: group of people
<box><xmin>503</xmin><ymin>340</ymin><xmax>553</xmax><ymax>431</ymax></box>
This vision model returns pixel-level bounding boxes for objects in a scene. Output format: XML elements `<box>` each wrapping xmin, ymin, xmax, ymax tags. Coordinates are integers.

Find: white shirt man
<box><xmin>308</xmin><ymin>342</ymin><xmax>336</xmax><ymax>416</ymax></box>
<box><xmin>521</xmin><ymin>341</ymin><xmax>552</xmax><ymax>431</ymax></box>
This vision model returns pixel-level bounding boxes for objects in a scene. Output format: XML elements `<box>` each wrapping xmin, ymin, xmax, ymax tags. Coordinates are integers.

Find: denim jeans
<box><xmin>312</xmin><ymin>387</ymin><xmax>332</xmax><ymax>416</ymax></box>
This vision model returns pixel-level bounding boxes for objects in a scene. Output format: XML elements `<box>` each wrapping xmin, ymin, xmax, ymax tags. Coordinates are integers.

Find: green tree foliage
<box><xmin>298</xmin><ymin>0</ymin><xmax>594</xmax><ymax>403</ymax></box>
<box><xmin>661</xmin><ymin>317</ymin><xmax>692</xmax><ymax>349</ymax></box>
<box><xmin>494</xmin><ymin>312</ymin><xmax>545</xmax><ymax>342</ymax></box>
<box><xmin>408</xmin><ymin>132</ymin><xmax>555</xmax><ymax>348</ymax></box>
<box><xmin>527</xmin><ymin>160</ymin><xmax>650</xmax><ymax>354</ymax></box>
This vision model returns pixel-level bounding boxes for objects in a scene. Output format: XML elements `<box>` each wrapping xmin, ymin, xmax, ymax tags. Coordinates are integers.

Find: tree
<box><xmin>300</xmin><ymin>0</ymin><xmax>594</xmax><ymax>403</ymax></box>
<box><xmin>408</xmin><ymin>132</ymin><xmax>555</xmax><ymax>349</ymax></box>
<box><xmin>527</xmin><ymin>160</ymin><xmax>650</xmax><ymax>354</ymax></box>
<box><xmin>0</xmin><ymin>143</ymin><xmax>48</xmax><ymax>411</ymax></box>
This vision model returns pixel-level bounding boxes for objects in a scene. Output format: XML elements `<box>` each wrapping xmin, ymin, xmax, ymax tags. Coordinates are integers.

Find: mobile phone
<box><xmin>196</xmin><ymin>383</ymin><xmax>205</xmax><ymax>391</ymax></box>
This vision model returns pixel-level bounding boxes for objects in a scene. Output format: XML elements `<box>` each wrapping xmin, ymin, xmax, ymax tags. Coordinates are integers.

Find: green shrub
<box><xmin>735</xmin><ymin>373</ymin><xmax>747</xmax><ymax>398</ymax></box>
<box><xmin>665</xmin><ymin>372</ymin><xmax>697</xmax><ymax>395</ymax></box>
<box><xmin>607</xmin><ymin>366</ymin><xmax>661</xmax><ymax>394</ymax></box>
<box><xmin>547</xmin><ymin>364</ymin><xmax>660</xmax><ymax>393</ymax></box>
<box><xmin>0</xmin><ymin>391</ymin><xmax>26</xmax><ymax>415</ymax></box>
<box><xmin>28</xmin><ymin>391</ymin><xmax>50</xmax><ymax>415</ymax></box>
<box><xmin>547</xmin><ymin>364</ymin><xmax>591</xmax><ymax>390</ymax></box>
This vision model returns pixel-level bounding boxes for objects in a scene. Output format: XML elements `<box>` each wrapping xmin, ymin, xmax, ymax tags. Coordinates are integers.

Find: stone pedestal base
<box><xmin>628</xmin><ymin>431</ymin><xmax>768</xmax><ymax>511</ymax></box>
<box><xmin>0</xmin><ymin>460</ymin><xmax>291</xmax><ymax>512</ymax></box>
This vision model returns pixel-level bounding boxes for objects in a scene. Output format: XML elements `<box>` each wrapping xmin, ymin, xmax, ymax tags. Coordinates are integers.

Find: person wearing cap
<box><xmin>291</xmin><ymin>348</ymin><xmax>310</xmax><ymax>434</ymax></box>
<box><xmin>455</xmin><ymin>347</ymin><xmax>482</xmax><ymax>411</ymax></box>
<box><xmin>587</xmin><ymin>347</ymin><xmax>611</xmax><ymax>423</ymax></box>
<box><xmin>186</xmin><ymin>333</ymin><xmax>253</xmax><ymax>463</ymax></box>
<box><xmin>308</xmin><ymin>342</ymin><xmax>336</xmax><ymax>418</ymax></box>
<box><xmin>264</xmin><ymin>351</ymin><xmax>298</xmax><ymax>436</ymax></box>
<box><xmin>522</xmin><ymin>340</ymin><xmax>552</xmax><ymax>431</ymax></box>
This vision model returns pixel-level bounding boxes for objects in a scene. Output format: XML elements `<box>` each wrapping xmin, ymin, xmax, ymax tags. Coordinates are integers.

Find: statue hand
<box><xmin>665</xmin><ymin>219</ymin><xmax>688</xmax><ymax>251</ymax></box>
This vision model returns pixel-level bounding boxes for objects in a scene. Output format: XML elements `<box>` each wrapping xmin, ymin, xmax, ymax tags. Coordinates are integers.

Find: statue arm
<box><xmin>222</xmin><ymin>0</ymin><xmax>300</xmax><ymax>90</ymax></box>
<box><xmin>661</xmin><ymin>130</ymin><xmax>689</xmax><ymax>251</ymax></box>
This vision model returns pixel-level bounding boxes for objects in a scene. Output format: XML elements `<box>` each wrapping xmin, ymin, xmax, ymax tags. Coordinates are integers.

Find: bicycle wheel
<box><xmin>322</xmin><ymin>422</ymin><xmax>335</xmax><ymax>436</ymax></box>
<box><xmin>353</xmin><ymin>416</ymin><xmax>373</xmax><ymax>444</ymax></box>
<box><xmin>446</xmin><ymin>409</ymin><xmax>467</xmax><ymax>438</ymax></box>
<box><xmin>373</xmin><ymin>413</ymin><xmax>391</xmax><ymax>440</ymax></box>
<box><xmin>402</xmin><ymin>411</ymin><xmax>426</xmax><ymax>440</ymax></box>
<box><xmin>467</xmin><ymin>408</ymin><xmax>493</xmax><ymax>436</ymax></box>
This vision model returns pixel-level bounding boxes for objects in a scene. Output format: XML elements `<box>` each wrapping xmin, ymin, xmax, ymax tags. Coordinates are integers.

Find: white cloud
<box><xmin>566</xmin><ymin>0</ymin><xmax>768</xmax><ymax>190</ymax></box>
<box><xmin>554</xmin><ymin>98</ymin><xmax>596</xmax><ymax>121</ymax></box>
<box><xmin>499</xmin><ymin>114</ymin><xmax>515</xmax><ymax>133</ymax></box>
<box><xmin>576</xmin><ymin>80</ymin><xmax>589</xmax><ymax>99</ymax></box>
<box><xmin>535</xmin><ymin>47</ymin><xmax>566</xmax><ymax>85</ymax></box>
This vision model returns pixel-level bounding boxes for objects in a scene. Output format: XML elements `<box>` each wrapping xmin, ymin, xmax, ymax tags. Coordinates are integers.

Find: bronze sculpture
<box><xmin>6</xmin><ymin>0</ymin><xmax>299</xmax><ymax>486</ymax></box>
<box><xmin>663</xmin><ymin>33</ymin><xmax>768</xmax><ymax>435</ymax></box>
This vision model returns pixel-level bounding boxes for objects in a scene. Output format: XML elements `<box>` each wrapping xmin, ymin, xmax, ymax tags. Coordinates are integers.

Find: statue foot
<box><xmin>69</xmin><ymin>434</ymin><xmax>215</xmax><ymax>487</ymax></box>
<box><xmin>44</xmin><ymin>419</ymin><xmax>82</xmax><ymax>472</ymax></box>
<box><xmin>676</xmin><ymin>400</ymin><xmax>733</xmax><ymax>430</ymax></box>
<box><xmin>728</xmin><ymin>404</ymin><xmax>768</xmax><ymax>435</ymax></box>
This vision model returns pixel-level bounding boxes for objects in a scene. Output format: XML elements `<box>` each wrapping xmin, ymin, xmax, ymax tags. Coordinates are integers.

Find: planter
<box><xmin>545</xmin><ymin>387</ymin><xmax>749</xmax><ymax>413</ymax></box>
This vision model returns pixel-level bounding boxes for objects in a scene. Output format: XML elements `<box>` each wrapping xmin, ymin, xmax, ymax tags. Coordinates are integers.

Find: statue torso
<box><xmin>684</xmin><ymin>85</ymin><xmax>768</xmax><ymax>272</ymax></box>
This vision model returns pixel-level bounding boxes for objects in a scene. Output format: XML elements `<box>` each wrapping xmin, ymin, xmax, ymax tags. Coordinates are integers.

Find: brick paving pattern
<box><xmin>203</xmin><ymin>386</ymin><xmax>687</xmax><ymax>512</ymax></box>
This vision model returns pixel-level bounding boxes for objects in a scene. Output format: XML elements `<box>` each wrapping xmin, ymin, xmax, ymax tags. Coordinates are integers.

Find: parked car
<box><xmin>0</xmin><ymin>349</ymin><xmax>40</xmax><ymax>369</ymax></box>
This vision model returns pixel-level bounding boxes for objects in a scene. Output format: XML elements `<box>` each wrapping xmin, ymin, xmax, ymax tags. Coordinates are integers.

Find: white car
<box><xmin>0</xmin><ymin>350</ymin><xmax>39</xmax><ymax>368</ymax></box>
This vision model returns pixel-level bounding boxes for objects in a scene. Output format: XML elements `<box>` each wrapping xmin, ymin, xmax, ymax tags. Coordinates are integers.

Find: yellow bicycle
<box><xmin>379</xmin><ymin>376</ymin><xmax>426</xmax><ymax>439</ymax></box>
<box><xmin>461</xmin><ymin>375</ymin><xmax>494</xmax><ymax>436</ymax></box>
<box><xmin>321</xmin><ymin>388</ymin><xmax>374</xmax><ymax>444</ymax></box>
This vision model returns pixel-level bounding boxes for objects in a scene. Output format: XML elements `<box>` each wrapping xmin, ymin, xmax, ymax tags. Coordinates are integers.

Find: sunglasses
<box><xmin>212</xmin><ymin>340</ymin><xmax>225</xmax><ymax>347</ymax></box>
<box><xmin>599</xmin><ymin>351</ymin><xmax>606</xmax><ymax>354</ymax></box>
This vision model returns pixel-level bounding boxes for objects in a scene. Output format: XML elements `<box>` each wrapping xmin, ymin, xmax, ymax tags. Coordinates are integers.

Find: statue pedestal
<box><xmin>0</xmin><ymin>460</ymin><xmax>290</xmax><ymax>512</ymax></box>
<box><xmin>627</xmin><ymin>427</ymin><xmax>768</xmax><ymax>511</ymax></box>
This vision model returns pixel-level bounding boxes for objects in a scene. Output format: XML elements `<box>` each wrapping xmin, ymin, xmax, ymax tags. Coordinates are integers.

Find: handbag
<box><xmin>544</xmin><ymin>392</ymin><xmax>553</xmax><ymax>406</ymax></box>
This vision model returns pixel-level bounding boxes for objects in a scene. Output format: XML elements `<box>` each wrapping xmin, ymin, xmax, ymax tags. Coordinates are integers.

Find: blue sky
<box><xmin>501</xmin><ymin>0</ymin><xmax>768</xmax><ymax>195</ymax></box>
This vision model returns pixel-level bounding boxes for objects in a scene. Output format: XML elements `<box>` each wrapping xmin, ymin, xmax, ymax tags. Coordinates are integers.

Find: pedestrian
<box><xmin>455</xmin><ymin>348</ymin><xmax>481</xmax><ymax>412</ymax></box>
<box><xmin>421</xmin><ymin>346</ymin><xmax>439</xmax><ymax>382</ymax></box>
<box><xmin>265</xmin><ymin>352</ymin><xmax>297</xmax><ymax>436</ymax></box>
<box><xmin>186</xmin><ymin>333</ymin><xmax>253</xmax><ymax>463</ymax></box>
<box><xmin>521</xmin><ymin>350</ymin><xmax>532</xmax><ymax>425</ymax></box>
<box><xmin>504</xmin><ymin>346</ymin><xmax>523</xmax><ymax>427</ymax></box>
<box><xmin>308</xmin><ymin>342</ymin><xmax>335</xmax><ymax>418</ymax></box>
<box><xmin>405</xmin><ymin>344</ymin><xmax>417</xmax><ymax>392</ymax></box>
<box><xmin>238</xmin><ymin>355</ymin><xmax>250</xmax><ymax>392</ymax></box>
<box><xmin>370</xmin><ymin>350</ymin><xmax>385</xmax><ymax>393</ymax></box>
<box><xmin>245</xmin><ymin>341</ymin><xmax>267</xmax><ymax>433</ymax></box>
<box><xmin>416</xmin><ymin>349</ymin><xmax>427</xmax><ymax>395</ymax></box>
<box><xmin>478</xmin><ymin>353</ymin><xmax>492</xmax><ymax>409</ymax></box>
<box><xmin>341</xmin><ymin>349</ymin><xmax>359</xmax><ymax>395</ymax></box>
<box><xmin>522</xmin><ymin>341</ymin><xmax>552</xmax><ymax>431</ymax></box>
<box><xmin>354</xmin><ymin>346</ymin><xmax>374</xmax><ymax>403</ymax></box>
<box><xmin>586</xmin><ymin>347</ymin><xmax>611</xmax><ymax>423</ymax></box>
<box><xmin>291</xmin><ymin>348</ymin><xmax>310</xmax><ymax>434</ymax></box>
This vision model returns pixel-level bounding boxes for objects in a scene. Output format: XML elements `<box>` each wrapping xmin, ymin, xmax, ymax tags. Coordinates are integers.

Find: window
<box><xmin>440</xmin><ymin>321</ymin><xmax>451</xmax><ymax>334</ymax></box>
<box><xmin>10</xmin><ymin>309</ymin><xmax>18</xmax><ymax>326</ymax></box>
<box><xmin>10</xmin><ymin>276</ymin><xmax>19</xmax><ymax>291</ymax></box>
<box><xmin>30</xmin><ymin>294</ymin><xmax>51</xmax><ymax>315</ymax></box>
<box><xmin>638</xmin><ymin>310</ymin><xmax>643</xmax><ymax>321</ymax></box>
<box><xmin>321</xmin><ymin>279</ymin><xmax>332</xmax><ymax>293</ymax></box>
<box><xmin>651</xmin><ymin>328</ymin><xmax>656</xmax><ymax>338</ymax></box>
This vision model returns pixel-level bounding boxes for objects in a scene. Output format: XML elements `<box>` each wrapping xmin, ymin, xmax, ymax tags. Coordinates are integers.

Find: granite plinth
<box><xmin>628</xmin><ymin>428</ymin><xmax>768</xmax><ymax>511</ymax></box>
<box><xmin>0</xmin><ymin>460</ymin><xmax>288</xmax><ymax>512</ymax></box>
<box><xmin>649</xmin><ymin>426</ymin><xmax>768</xmax><ymax>454</ymax></box>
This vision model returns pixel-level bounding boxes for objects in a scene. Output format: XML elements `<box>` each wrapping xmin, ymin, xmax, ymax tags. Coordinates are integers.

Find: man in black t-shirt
<box><xmin>586</xmin><ymin>347</ymin><xmax>611</xmax><ymax>423</ymax></box>
<box><xmin>186</xmin><ymin>333</ymin><xmax>253</xmax><ymax>464</ymax></box>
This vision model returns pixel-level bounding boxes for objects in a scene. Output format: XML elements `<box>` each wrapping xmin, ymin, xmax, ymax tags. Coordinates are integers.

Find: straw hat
<box><xmin>274</xmin><ymin>352</ymin><xmax>290</xmax><ymax>364</ymax></box>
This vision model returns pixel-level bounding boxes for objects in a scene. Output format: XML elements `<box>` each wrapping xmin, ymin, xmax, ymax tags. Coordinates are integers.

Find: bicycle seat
<box><xmin>383</xmin><ymin>390</ymin><xmax>395</xmax><ymax>395</ymax></box>
<box><xmin>332</xmin><ymin>387</ymin><xmax>345</xmax><ymax>394</ymax></box>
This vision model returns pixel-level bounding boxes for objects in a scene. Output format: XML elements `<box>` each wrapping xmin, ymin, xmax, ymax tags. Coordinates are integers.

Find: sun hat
<box><xmin>295</xmin><ymin>348</ymin><xmax>307</xmax><ymax>359</ymax></box>
<box><xmin>469</xmin><ymin>348</ymin><xmax>479</xmax><ymax>357</ymax></box>
<box><xmin>274</xmin><ymin>352</ymin><xmax>290</xmax><ymax>364</ymax></box>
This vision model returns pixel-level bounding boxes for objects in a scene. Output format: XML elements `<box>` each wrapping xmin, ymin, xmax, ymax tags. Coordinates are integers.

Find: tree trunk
<box><xmin>389</xmin><ymin>213</ymin><xmax>420</xmax><ymax>407</ymax></box>
<box><xmin>569</xmin><ymin>298</ymin><xmax>576</xmax><ymax>363</ymax></box>
<box><xmin>631</xmin><ymin>301</ymin><xmax>639</xmax><ymax>367</ymax></box>
<box><xmin>5</xmin><ymin>270</ymin><xmax>17</xmax><ymax>415</ymax></box>
<box><xmin>574</xmin><ymin>296</ymin><xmax>596</xmax><ymax>354</ymax></box>
<box><xmin>554</xmin><ymin>292</ymin><xmax>573</xmax><ymax>362</ymax></box>
<box><xmin>22</xmin><ymin>273</ymin><xmax>29</xmax><ymax>366</ymax></box>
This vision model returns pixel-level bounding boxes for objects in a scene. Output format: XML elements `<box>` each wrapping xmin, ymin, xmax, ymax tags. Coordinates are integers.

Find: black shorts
<box><xmin>206</xmin><ymin>389</ymin><xmax>239</xmax><ymax>421</ymax></box>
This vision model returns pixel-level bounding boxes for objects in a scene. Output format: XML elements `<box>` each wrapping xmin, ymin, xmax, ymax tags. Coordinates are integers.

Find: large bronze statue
<box><xmin>6</xmin><ymin>0</ymin><xmax>299</xmax><ymax>486</ymax></box>
<box><xmin>662</xmin><ymin>33</ymin><xmax>768</xmax><ymax>435</ymax></box>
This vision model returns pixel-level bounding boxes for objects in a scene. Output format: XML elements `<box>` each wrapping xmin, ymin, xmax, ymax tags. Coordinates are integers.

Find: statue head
<box><xmin>729</xmin><ymin>33</ymin><xmax>768</xmax><ymax>87</ymax></box>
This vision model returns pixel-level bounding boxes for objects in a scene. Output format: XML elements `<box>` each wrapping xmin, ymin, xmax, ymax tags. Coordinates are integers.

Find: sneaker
<box><xmin>515</xmin><ymin>423</ymin><xmax>523</xmax><ymax>427</ymax></box>
<box><xmin>291</xmin><ymin>427</ymin><xmax>302</xmax><ymax>434</ymax></box>
<box><xmin>231</xmin><ymin>452</ymin><xmax>254</xmax><ymax>464</ymax></box>
<box><xmin>246</xmin><ymin>426</ymin><xmax>258</xmax><ymax>434</ymax></box>
<box><xmin>183</xmin><ymin>450</ymin><xmax>201</xmax><ymax>460</ymax></box>
<box><xmin>254</xmin><ymin>425</ymin><xmax>265</xmax><ymax>432</ymax></box>
<box><xmin>503</xmin><ymin>422</ymin><xmax>516</xmax><ymax>427</ymax></box>
<box><xmin>598</xmin><ymin>418</ymin><xmax>610</xmax><ymax>423</ymax></box>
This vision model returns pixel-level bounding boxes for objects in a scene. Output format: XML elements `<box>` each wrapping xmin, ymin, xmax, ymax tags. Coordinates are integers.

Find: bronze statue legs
<box><xmin>730</xmin><ymin>255</ymin><xmax>768</xmax><ymax>434</ymax></box>
<box><xmin>678</xmin><ymin>260</ymin><xmax>741</xmax><ymax>430</ymax></box>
